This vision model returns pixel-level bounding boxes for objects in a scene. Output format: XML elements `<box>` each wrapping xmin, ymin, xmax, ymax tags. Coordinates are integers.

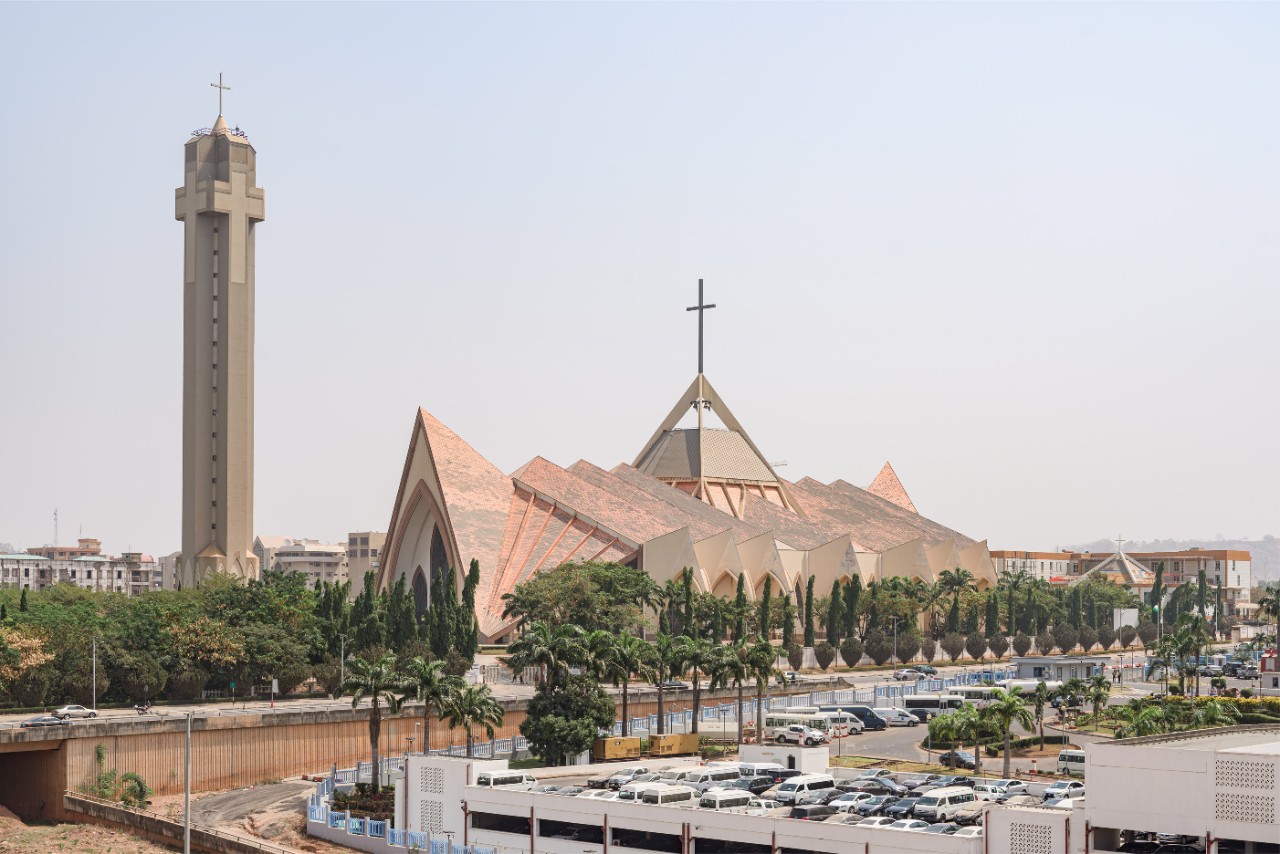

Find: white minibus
<box><xmin>474</xmin><ymin>771</ymin><xmax>538</xmax><ymax>790</ymax></box>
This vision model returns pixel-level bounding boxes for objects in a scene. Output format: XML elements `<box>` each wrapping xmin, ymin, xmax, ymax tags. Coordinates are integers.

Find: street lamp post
<box><xmin>184</xmin><ymin>712</ymin><xmax>192</xmax><ymax>854</ymax></box>
<box><xmin>91</xmin><ymin>636</ymin><xmax>97</xmax><ymax>712</ymax></box>
<box><xmin>338</xmin><ymin>634</ymin><xmax>348</xmax><ymax>697</ymax></box>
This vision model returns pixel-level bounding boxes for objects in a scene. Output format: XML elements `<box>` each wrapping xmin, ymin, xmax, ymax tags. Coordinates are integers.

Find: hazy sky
<box><xmin>2</xmin><ymin>2</ymin><xmax>1277</xmax><ymax>557</ymax></box>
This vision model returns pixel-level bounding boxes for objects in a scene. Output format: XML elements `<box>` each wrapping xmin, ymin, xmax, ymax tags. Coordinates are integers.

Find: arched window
<box><xmin>430</xmin><ymin>526</ymin><xmax>449</xmax><ymax>577</ymax></box>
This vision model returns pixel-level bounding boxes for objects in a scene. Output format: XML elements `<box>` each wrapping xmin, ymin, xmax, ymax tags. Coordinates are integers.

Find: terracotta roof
<box><xmin>605</xmin><ymin>464</ymin><xmax>766</xmax><ymax>545</ymax></box>
<box><xmin>417</xmin><ymin>409</ymin><xmax>513</xmax><ymax>622</ymax></box>
<box><xmin>738</xmin><ymin>491</ymin><xmax>843</xmax><ymax>551</ymax></box>
<box><xmin>867</xmin><ymin>462</ymin><xmax>917</xmax><ymax>514</ymax></box>
<box><xmin>787</xmin><ymin>477</ymin><xmax>973</xmax><ymax>551</ymax></box>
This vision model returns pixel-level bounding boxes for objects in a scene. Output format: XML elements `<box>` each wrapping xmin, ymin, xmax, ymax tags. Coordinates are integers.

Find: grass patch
<box><xmin>508</xmin><ymin>757</ymin><xmax>543</xmax><ymax>770</ymax></box>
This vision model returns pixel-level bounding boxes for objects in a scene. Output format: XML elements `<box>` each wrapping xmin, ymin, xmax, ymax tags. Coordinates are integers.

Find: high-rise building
<box><xmin>176</xmin><ymin>92</ymin><xmax>265</xmax><ymax>586</ymax></box>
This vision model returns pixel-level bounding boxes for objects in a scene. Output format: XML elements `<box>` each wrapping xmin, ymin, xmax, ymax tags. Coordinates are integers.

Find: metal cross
<box><xmin>1115</xmin><ymin>535</ymin><xmax>1125</xmax><ymax>555</ymax></box>
<box><xmin>685</xmin><ymin>278</ymin><xmax>716</xmax><ymax>375</ymax></box>
<box><xmin>211</xmin><ymin>73</ymin><xmax>231</xmax><ymax>115</ymax></box>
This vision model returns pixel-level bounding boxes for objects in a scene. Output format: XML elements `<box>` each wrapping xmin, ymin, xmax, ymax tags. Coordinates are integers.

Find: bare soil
<box><xmin>0</xmin><ymin>804</ymin><xmax>175</xmax><ymax>854</ymax></box>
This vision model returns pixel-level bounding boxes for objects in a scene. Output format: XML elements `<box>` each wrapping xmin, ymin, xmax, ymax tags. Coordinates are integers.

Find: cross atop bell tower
<box><xmin>175</xmin><ymin>83</ymin><xmax>265</xmax><ymax>587</ymax></box>
<box><xmin>686</xmin><ymin>278</ymin><xmax>716</xmax><ymax>376</ymax></box>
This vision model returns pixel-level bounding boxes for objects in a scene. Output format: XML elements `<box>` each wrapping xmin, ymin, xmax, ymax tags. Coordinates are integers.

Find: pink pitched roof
<box><xmin>867</xmin><ymin>461</ymin><xmax>917</xmax><ymax>514</ymax></box>
<box><xmin>788</xmin><ymin>477</ymin><xmax>972</xmax><ymax>551</ymax></box>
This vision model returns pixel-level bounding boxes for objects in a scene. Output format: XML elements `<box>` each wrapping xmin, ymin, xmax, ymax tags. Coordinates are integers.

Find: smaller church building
<box><xmin>377</xmin><ymin>367</ymin><xmax>995</xmax><ymax>643</ymax></box>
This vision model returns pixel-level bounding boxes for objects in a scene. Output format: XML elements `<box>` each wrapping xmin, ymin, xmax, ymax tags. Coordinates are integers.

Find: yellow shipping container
<box><xmin>593</xmin><ymin>736</ymin><xmax>642</xmax><ymax>761</ymax></box>
<box><xmin>649</xmin><ymin>733</ymin><xmax>699</xmax><ymax>756</ymax></box>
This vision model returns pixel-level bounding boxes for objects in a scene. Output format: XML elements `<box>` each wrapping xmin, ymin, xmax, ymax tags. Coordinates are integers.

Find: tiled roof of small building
<box><xmin>789</xmin><ymin>477</ymin><xmax>973</xmax><ymax>551</ymax></box>
<box><xmin>636</xmin><ymin>428</ymin><xmax>777</xmax><ymax>483</ymax></box>
<box><xmin>867</xmin><ymin>462</ymin><xmax>918</xmax><ymax>514</ymax></box>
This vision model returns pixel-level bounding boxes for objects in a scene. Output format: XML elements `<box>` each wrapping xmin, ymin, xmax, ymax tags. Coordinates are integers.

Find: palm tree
<box><xmin>938</xmin><ymin>568</ymin><xmax>978</xmax><ymax>632</ymax></box>
<box><xmin>747</xmin><ymin>640</ymin><xmax>780</xmax><ymax>741</ymax></box>
<box><xmin>675</xmin><ymin>636</ymin><xmax>716</xmax><ymax>735</ymax></box>
<box><xmin>1190</xmin><ymin>698</ymin><xmax>1240</xmax><ymax>730</ymax></box>
<box><xmin>707</xmin><ymin>642</ymin><xmax>753</xmax><ymax>753</ymax></box>
<box><xmin>1031</xmin><ymin>681</ymin><xmax>1051</xmax><ymax>751</ymax></box>
<box><xmin>920</xmin><ymin>582</ymin><xmax>948</xmax><ymax>639</ymax></box>
<box><xmin>651</xmin><ymin>633</ymin><xmax>683</xmax><ymax>735</ymax></box>
<box><xmin>985</xmin><ymin>688</ymin><xmax>1035</xmax><ymax>779</ymax></box>
<box><xmin>442</xmin><ymin>684</ymin><xmax>505</xmax><ymax>757</ymax></box>
<box><xmin>1112</xmin><ymin>700</ymin><xmax>1169</xmax><ymax>739</ymax></box>
<box><xmin>1085</xmin><ymin>675</ymin><xmax>1111</xmax><ymax>731</ymax></box>
<box><xmin>399</xmin><ymin>656</ymin><xmax>464</xmax><ymax>755</ymax></box>
<box><xmin>583</xmin><ymin>629</ymin><xmax>617</xmax><ymax>681</ymax></box>
<box><xmin>596</xmin><ymin>634</ymin><xmax>650</xmax><ymax>737</ymax></box>
<box><xmin>1174</xmin><ymin>614</ymin><xmax>1210</xmax><ymax>698</ymax></box>
<box><xmin>341</xmin><ymin>653</ymin><xmax>405</xmax><ymax>793</ymax></box>
<box><xmin>1257</xmin><ymin>583</ymin><xmax>1280</xmax><ymax>647</ymax></box>
<box><xmin>949</xmin><ymin>702</ymin><xmax>987</xmax><ymax>778</ymax></box>
<box><xmin>1146</xmin><ymin>636</ymin><xmax>1177</xmax><ymax>693</ymax></box>
<box><xmin>503</xmin><ymin>621</ymin><xmax>584</xmax><ymax>688</ymax></box>
<box><xmin>1001</xmin><ymin>568</ymin><xmax>1032</xmax><ymax>635</ymax></box>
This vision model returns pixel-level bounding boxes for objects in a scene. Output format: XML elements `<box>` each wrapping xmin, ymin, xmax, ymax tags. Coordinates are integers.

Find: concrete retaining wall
<box><xmin>63</xmin><ymin>792</ymin><xmax>291</xmax><ymax>854</ymax></box>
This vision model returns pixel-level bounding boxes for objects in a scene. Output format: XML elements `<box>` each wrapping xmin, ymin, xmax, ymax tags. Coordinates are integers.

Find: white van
<box><xmin>737</xmin><ymin>762</ymin><xmax>784</xmax><ymax>779</ymax></box>
<box><xmin>871</xmin><ymin>707</ymin><xmax>918</xmax><ymax>727</ymax></box>
<box><xmin>658</xmin><ymin>767</ymin><xmax>695</xmax><ymax>783</ymax></box>
<box><xmin>617</xmin><ymin>782</ymin><xmax>664</xmax><ymax>803</ymax></box>
<box><xmin>698</xmin><ymin>790</ymin><xmax>755</xmax><ymax>811</ymax></box>
<box><xmin>1057</xmin><ymin>749</ymin><xmax>1086</xmax><ymax>777</ymax></box>
<box><xmin>640</xmin><ymin>784</ymin><xmax>698</xmax><ymax>806</ymax></box>
<box><xmin>773</xmin><ymin>774</ymin><xmax>836</xmax><ymax>805</ymax></box>
<box><xmin>474</xmin><ymin>771</ymin><xmax>538</xmax><ymax>790</ymax></box>
<box><xmin>684</xmin><ymin>766</ymin><xmax>743</xmax><ymax>792</ymax></box>
<box><xmin>913</xmin><ymin>786</ymin><xmax>978</xmax><ymax>822</ymax></box>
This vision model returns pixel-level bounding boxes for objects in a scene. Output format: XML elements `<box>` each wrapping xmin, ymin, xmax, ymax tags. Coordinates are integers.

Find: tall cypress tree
<box><xmin>781</xmin><ymin>594</ymin><xmax>795</xmax><ymax>648</ymax></box>
<box><xmin>20</xmin><ymin>587</ymin><xmax>28</xmax><ymax>612</ymax></box>
<box><xmin>844</xmin><ymin>575</ymin><xmax>861</xmax><ymax>640</ymax></box>
<box><xmin>732</xmin><ymin>573</ymin><xmax>748</xmax><ymax>643</ymax></box>
<box><xmin>985</xmin><ymin>591</ymin><xmax>1000</xmax><ymax>638</ymax></box>
<box><xmin>826</xmin><ymin>580</ymin><xmax>844</xmax><ymax>648</ymax></box>
<box><xmin>1197</xmin><ymin>568</ymin><xmax>1209</xmax><ymax>621</ymax></box>
<box><xmin>681</xmin><ymin>568</ymin><xmax>695</xmax><ymax>639</ymax></box>
<box><xmin>1214</xmin><ymin>578</ymin><xmax>1224</xmax><ymax>639</ymax></box>
<box><xmin>758</xmin><ymin>576</ymin><xmax>772</xmax><ymax>641</ymax></box>
<box><xmin>803</xmin><ymin>576</ymin><xmax>816</xmax><ymax>647</ymax></box>
<box><xmin>1150</xmin><ymin>562</ymin><xmax>1165</xmax><ymax>627</ymax></box>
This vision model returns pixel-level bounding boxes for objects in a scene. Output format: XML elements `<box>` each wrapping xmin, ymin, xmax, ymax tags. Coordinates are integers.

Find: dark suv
<box><xmin>789</xmin><ymin>805</ymin><xmax>837</xmax><ymax>821</ymax></box>
<box><xmin>729</xmin><ymin>776</ymin><xmax>777</xmax><ymax>796</ymax></box>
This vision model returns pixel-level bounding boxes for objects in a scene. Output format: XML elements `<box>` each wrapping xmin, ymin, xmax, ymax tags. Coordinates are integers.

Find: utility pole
<box><xmin>184</xmin><ymin>712</ymin><xmax>192</xmax><ymax>854</ymax></box>
<box><xmin>339</xmin><ymin>634</ymin><xmax>348</xmax><ymax>697</ymax></box>
<box><xmin>91</xmin><ymin>636</ymin><xmax>97</xmax><ymax>712</ymax></box>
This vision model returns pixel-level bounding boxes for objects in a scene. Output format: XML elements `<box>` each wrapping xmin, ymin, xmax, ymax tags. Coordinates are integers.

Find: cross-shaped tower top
<box><xmin>211</xmin><ymin>72</ymin><xmax>231</xmax><ymax>116</ymax></box>
<box><xmin>685</xmin><ymin>278</ymin><xmax>716</xmax><ymax>375</ymax></box>
<box><xmin>1115</xmin><ymin>535</ymin><xmax>1126</xmax><ymax>555</ymax></box>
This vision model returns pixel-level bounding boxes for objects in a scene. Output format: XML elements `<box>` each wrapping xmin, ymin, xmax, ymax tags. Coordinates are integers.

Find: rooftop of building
<box><xmin>1104</xmin><ymin>724</ymin><xmax>1280</xmax><ymax>754</ymax></box>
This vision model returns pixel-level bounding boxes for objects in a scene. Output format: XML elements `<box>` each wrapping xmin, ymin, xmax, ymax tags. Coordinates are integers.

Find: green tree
<box><xmin>985</xmin><ymin>592</ymin><xmax>1001</xmax><ymax>639</ymax></box>
<box><xmin>707</xmin><ymin>642</ymin><xmax>752</xmax><ymax>752</ymax></box>
<box><xmin>385</xmin><ymin>577</ymin><xmax>417</xmax><ymax>652</ymax></box>
<box><xmin>780</xmin><ymin>595</ymin><xmax>796</xmax><ymax>648</ymax></box>
<box><xmin>675</xmin><ymin>636</ymin><xmax>716</xmax><ymax>734</ymax></box>
<box><xmin>442</xmin><ymin>684</ymin><xmax>504</xmax><ymax>757</ymax></box>
<box><xmin>651</xmin><ymin>633</ymin><xmax>683</xmax><ymax>735</ymax></box>
<box><xmin>1031</xmin><ymin>681</ymin><xmax>1051</xmax><ymax>750</ymax></box>
<box><xmin>503</xmin><ymin>621</ymin><xmax>584</xmax><ymax>688</ymax></box>
<box><xmin>520</xmin><ymin>674</ymin><xmax>615</xmax><ymax>766</ymax></box>
<box><xmin>119</xmin><ymin>771</ymin><xmax>152</xmax><ymax>809</ymax></box>
<box><xmin>758</xmin><ymin>577</ymin><xmax>772</xmax><ymax>641</ymax></box>
<box><xmin>1085</xmin><ymin>675</ymin><xmax>1111</xmax><ymax>731</ymax></box>
<box><xmin>730</xmin><ymin>574</ymin><xmax>748</xmax><ymax>644</ymax></box>
<box><xmin>19</xmin><ymin>589</ymin><xmax>27</xmax><ymax>613</ymax></box>
<box><xmin>803</xmin><ymin>576</ymin><xmax>816</xmax><ymax>648</ymax></box>
<box><xmin>1112</xmin><ymin>700</ymin><xmax>1170</xmax><ymax>739</ymax></box>
<box><xmin>843</xmin><ymin>576</ymin><xmax>861</xmax><ymax>640</ymax></box>
<box><xmin>939</xmin><ymin>632</ymin><xmax>965</xmax><ymax>662</ymax></box>
<box><xmin>597</xmin><ymin>634</ymin><xmax>650</xmax><ymax>737</ymax></box>
<box><xmin>747</xmin><ymin>640</ymin><xmax>779</xmax><ymax>736</ymax></box>
<box><xmin>399</xmin><ymin>656</ymin><xmax>463</xmax><ymax>755</ymax></box>
<box><xmin>938</xmin><ymin>568</ymin><xmax>977</xmax><ymax>634</ymax></box>
<box><xmin>986</xmin><ymin>687</ymin><xmax>1034</xmax><ymax>778</ymax></box>
<box><xmin>825</xmin><ymin>580</ymin><xmax>844</xmax><ymax>648</ymax></box>
<box><xmin>839</xmin><ymin>636</ymin><xmax>864</xmax><ymax>668</ymax></box>
<box><xmin>1149</xmin><ymin>562</ymin><xmax>1165</xmax><ymax>627</ymax></box>
<box><xmin>341</xmin><ymin>653</ymin><xmax>405</xmax><ymax>793</ymax></box>
<box><xmin>865</xmin><ymin>629</ymin><xmax>894</xmax><ymax>666</ymax></box>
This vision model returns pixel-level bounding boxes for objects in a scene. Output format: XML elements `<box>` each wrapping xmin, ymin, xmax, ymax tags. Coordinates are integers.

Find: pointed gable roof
<box><xmin>868</xmin><ymin>462</ymin><xmax>917</xmax><ymax>514</ymax></box>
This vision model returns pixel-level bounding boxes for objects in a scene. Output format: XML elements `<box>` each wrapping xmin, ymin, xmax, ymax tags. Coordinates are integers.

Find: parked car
<box><xmin>1237</xmin><ymin>667</ymin><xmax>1260</xmax><ymax>680</ymax></box>
<box><xmin>1042</xmin><ymin>780</ymin><xmax>1086</xmax><ymax>801</ymax></box>
<box><xmin>908</xmin><ymin>709</ymin><xmax>933</xmax><ymax>724</ymax></box>
<box><xmin>990</xmin><ymin>779</ymin><xmax>1029</xmax><ymax>796</ymax></box>
<box><xmin>1052</xmin><ymin>694</ymin><xmax>1082</xmax><ymax>709</ymax></box>
<box><xmin>893</xmin><ymin>669</ymin><xmax>920</xmax><ymax>681</ymax></box>
<box><xmin>728</xmin><ymin>776</ymin><xmax>778</xmax><ymax>796</ymax></box>
<box><xmin>774</xmin><ymin>724</ymin><xmax>827</xmax><ymax>746</ymax></box>
<box><xmin>531</xmin><ymin>785</ymin><xmax>561</xmax><ymax>794</ymax></box>
<box><xmin>855</xmin><ymin>796</ymin><xmax>899</xmax><ymax>817</ymax></box>
<box><xmin>913</xmin><ymin>665</ymin><xmax>939</xmax><ymax>676</ymax></box>
<box><xmin>769</xmin><ymin>769</ymin><xmax>806</xmax><ymax>784</ymax></box>
<box><xmin>782</xmin><ymin>671</ymin><xmax>801</xmax><ymax>684</ymax></box>
<box><xmin>20</xmin><ymin>715</ymin><xmax>67</xmax><ymax>728</ymax></box>
<box><xmin>954</xmin><ymin>826</ymin><xmax>985</xmax><ymax>838</ymax></box>
<box><xmin>901</xmin><ymin>774</ymin><xmax>943</xmax><ymax>791</ymax></box>
<box><xmin>829</xmin><ymin>792</ymin><xmax>876</xmax><ymax>813</ymax></box>
<box><xmin>799</xmin><ymin>789</ymin><xmax>849</xmax><ymax>806</ymax></box>
<box><xmin>953</xmin><ymin>800</ymin><xmax>997</xmax><ymax>826</ymax></box>
<box><xmin>853</xmin><ymin>816</ymin><xmax>898</xmax><ymax>827</ymax></box>
<box><xmin>888</xmin><ymin>819</ymin><xmax>930</xmax><ymax>830</ymax></box>
<box><xmin>854</xmin><ymin>768</ymin><xmax>894</xmax><ymax>780</ymax></box>
<box><xmin>654</xmin><ymin>680</ymin><xmax>690</xmax><ymax>691</ymax></box>
<box><xmin>933</xmin><ymin>775</ymin><xmax>976</xmax><ymax>788</ymax></box>
<box><xmin>52</xmin><ymin>704</ymin><xmax>97</xmax><ymax>720</ymax></box>
<box><xmin>586</xmin><ymin>772</ymin><xmax>614</xmax><ymax>789</ymax></box>
<box><xmin>937</xmin><ymin>750</ymin><xmax>977</xmax><ymax>770</ymax></box>
<box><xmin>788</xmin><ymin>805</ymin><xmax>837</xmax><ymax>821</ymax></box>
<box><xmin>552</xmin><ymin>786</ymin><xmax>584</xmax><ymax>796</ymax></box>
<box><xmin>606</xmin><ymin>767</ymin><xmax>651</xmax><ymax>790</ymax></box>
<box><xmin>844</xmin><ymin>779</ymin><xmax>907</xmax><ymax>797</ymax></box>
<box><xmin>1002</xmin><ymin>795</ymin><xmax>1041</xmax><ymax>808</ymax></box>
<box><xmin>921</xmin><ymin>823</ymin><xmax>961</xmax><ymax>834</ymax></box>
<box><xmin>884</xmin><ymin>797</ymin><xmax>920</xmax><ymax>819</ymax></box>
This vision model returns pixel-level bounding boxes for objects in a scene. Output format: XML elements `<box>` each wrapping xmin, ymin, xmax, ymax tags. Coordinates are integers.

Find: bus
<box><xmin>761</xmin><ymin>711</ymin><xmax>835</xmax><ymax>738</ymax></box>
<box><xmin>1005</xmin><ymin>679</ymin><xmax>1062</xmax><ymax>695</ymax></box>
<box><xmin>777</xmin><ymin>707</ymin><xmax>863</xmax><ymax>736</ymax></box>
<box><xmin>946</xmin><ymin>685</ymin><xmax>1001</xmax><ymax>704</ymax></box>
<box><xmin>902</xmin><ymin>693</ymin><xmax>965</xmax><ymax>719</ymax></box>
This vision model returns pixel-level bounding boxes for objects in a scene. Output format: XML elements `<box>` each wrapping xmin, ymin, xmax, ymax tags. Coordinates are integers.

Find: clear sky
<box><xmin>1</xmin><ymin>2</ymin><xmax>1277</xmax><ymax>557</ymax></box>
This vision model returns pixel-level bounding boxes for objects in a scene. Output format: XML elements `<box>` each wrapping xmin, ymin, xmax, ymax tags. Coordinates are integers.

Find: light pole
<box><xmin>91</xmin><ymin>636</ymin><xmax>97</xmax><ymax>712</ymax></box>
<box><xmin>338</xmin><ymin>634</ymin><xmax>348</xmax><ymax>698</ymax></box>
<box><xmin>184</xmin><ymin>712</ymin><xmax>192</xmax><ymax>854</ymax></box>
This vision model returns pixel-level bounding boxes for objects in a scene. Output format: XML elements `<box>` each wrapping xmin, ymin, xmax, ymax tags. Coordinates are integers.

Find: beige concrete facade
<box><xmin>176</xmin><ymin>113</ymin><xmax>264</xmax><ymax>587</ymax></box>
<box><xmin>346</xmin><ymin>531</ymin><xmax>386</xmax><ymax>587</ymax></box>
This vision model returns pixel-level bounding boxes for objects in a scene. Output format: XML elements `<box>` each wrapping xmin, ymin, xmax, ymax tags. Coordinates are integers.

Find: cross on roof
<box><xmin>685</xmin><ymin>278</ymin><xmax>716</xmax><ymax>375</ymax></box>
<box><xmin>1116</xmin><ymin>535</ymin><xmax>1125</xmax><ymax>555</ymax></box>
<box><xmin>211</xmin><ymin>72</ymin><xmax>230</xmax><ymax>116</ymax></box>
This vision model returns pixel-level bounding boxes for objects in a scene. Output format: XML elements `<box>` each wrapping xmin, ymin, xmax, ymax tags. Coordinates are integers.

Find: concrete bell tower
<box><xmin>175</xmin><ymin>81</ymin><xmax>264</xmax><ymax>587</ymax></box>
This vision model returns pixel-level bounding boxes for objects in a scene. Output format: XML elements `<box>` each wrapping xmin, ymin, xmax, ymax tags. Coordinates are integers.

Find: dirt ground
<box><xmin>0</xmin><ymin>804</ymin><xmax>175</xmax><ymax>853</ymax></box>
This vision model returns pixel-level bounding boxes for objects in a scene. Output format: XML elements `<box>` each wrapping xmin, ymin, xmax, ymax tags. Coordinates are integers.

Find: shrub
<box><xmin>939</xmin><ymin>632</ymin><xmax>965</xmax><ymax>662</ymax></box>
<box><xmin>865</xmin><ymin>630</ymin><xmax>894</xmax><ymax>666</ymax></box>
<box><xmin>167</xmin><ymin>668</ymin><xmax>209</xmax><ymax>702</ymax></box>
<box><xmin>921</xmin><ymin>636</ymin><xmax>937</xmax><ymax>662</ymax></box>
<box><xmin>1119</xmin><ymin>625</ymin><xmax>1137</xmax><ymax>648</ymax></box>
<box><xmin>839</xmin><ymin>637</ymin><xmax>864</xmax><ymax>668</ymax></box>
<box><xmin>1034</xmin><ymin>633</ymin><xmax>1053</xmax><ymax>655</ymax></box>
<box><xmin>1168</xmin><ymin>685</ymin><xmax>1184</xmax><ymax>696</ymax></box>
<box><xmin>964</xmin><ymin>632</ymin><xmax>987</xmax><ymax>662</ymax></box>
<box><xmin>896</xmin><ymin>631</ymin><xmax>921</xmax><ymax>664</ymax></box>
<box><xmin>786</xmin><ymin>644</ymin><xmax>804</xmax><ymax>671</ymax></box>
<box><xmin>1136</xmin><ymin>620</ymin><xmax>1157</xmax><ymax>646</ymax></box>
<box><xmin>1076</xmin><ymin>626</ymin><xmax>1097</xmax><ymax>653</ymax></box>
<box><xmin>1240</xmin><ymin>689</ymin><xmax>1253</xmax><ymax>699</ymax></box>
<box><xmin>814</xmin><ymin>642</ymin><xmax>836</xmax><ymax>671</ymax></box>
<box><xmin>1051</xmin><ymin>625</ymin><xmax>1078</xmax><ymax>654</ymax></box>
<box><xmin>1096</xmin><ymin>624</ymin><xmax>1115</xmax><ymax>650</ymax></box>
<box><xmin>1011</xmin><ymin>633</ymin><xmax>1032</xmax><ymax>657</ymax></box>
<box><xmin>988</xmin><ymin>634</ymin><xmax>1009</xmax><ymax>659</ymax></box>
<box><xmin>119</xmin><ymin>772</ymin><xmax>152</xmax><ymax>809</ymax></box>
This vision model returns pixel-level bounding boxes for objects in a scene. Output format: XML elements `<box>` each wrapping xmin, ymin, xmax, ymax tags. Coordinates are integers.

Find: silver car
<box><xmin>52</xmin><ymin>704</ymin><xmax>97</xmax><ymax>720</ymax></box>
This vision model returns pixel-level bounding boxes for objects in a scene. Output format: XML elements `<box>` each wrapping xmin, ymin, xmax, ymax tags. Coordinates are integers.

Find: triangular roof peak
<box><xmin>867</xmin><ymin>461</ymin><xmax>917</xmax><ymax>514</ymax></box>
<box><xmin>633</xmin><ymin>374</ymin><xmax>800</xmax><ymax>517</ymax></box>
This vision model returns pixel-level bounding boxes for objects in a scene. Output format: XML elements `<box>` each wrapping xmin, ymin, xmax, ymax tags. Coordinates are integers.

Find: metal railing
<box><xmin>66</xmin><ymin>791</ymin><xmax>296</xmax><ymax>854</ymax></box>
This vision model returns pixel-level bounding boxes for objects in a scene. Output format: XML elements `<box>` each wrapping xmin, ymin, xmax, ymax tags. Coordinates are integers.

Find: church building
<box><xmin>378</xmin><ymin>285</ymin><xmax>995</xmax><ymax>642</ymax></box>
